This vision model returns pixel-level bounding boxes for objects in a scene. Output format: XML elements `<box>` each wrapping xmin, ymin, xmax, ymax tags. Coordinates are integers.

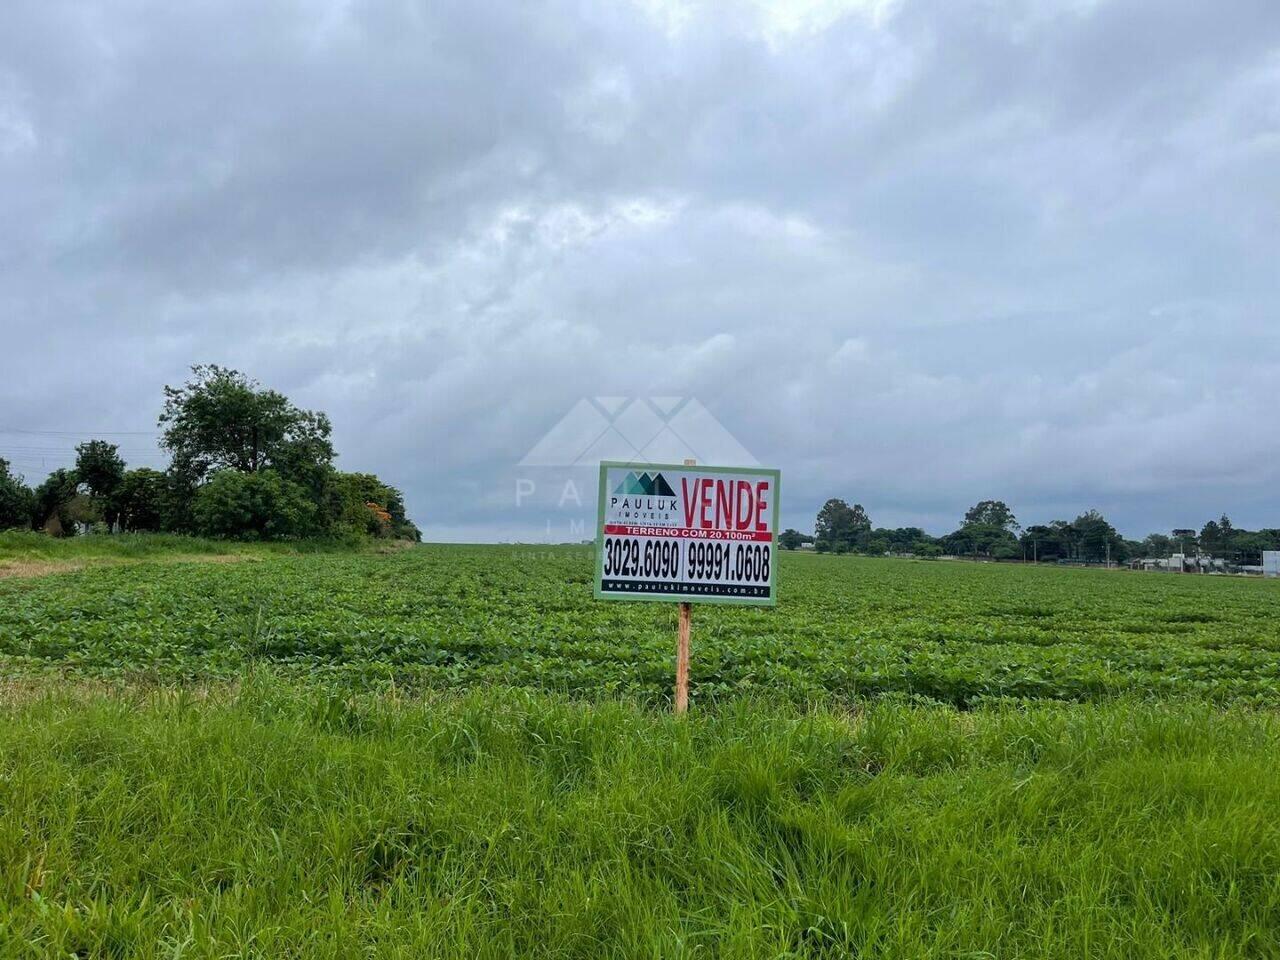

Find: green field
<box><xmin>3</xmin><ymin>545</ymin><xmax>1280</xmax><ymax>703</ymax></box>
<box><xmin>4</xmin><ymin>544</ymin><xmax>1280</xmax><ymax>957</ymax></box>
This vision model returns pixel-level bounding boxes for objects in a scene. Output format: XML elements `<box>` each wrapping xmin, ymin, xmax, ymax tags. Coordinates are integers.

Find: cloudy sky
<box><xmin>2</xmin><ymin>0</ymin><xmax>1278</xmax><ymax>541</ymax></box>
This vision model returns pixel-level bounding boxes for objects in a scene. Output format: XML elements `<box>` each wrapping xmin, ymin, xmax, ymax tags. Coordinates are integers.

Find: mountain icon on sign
<box><xmin>614</xmin><ymin>471</ymin><xmax>677</xmax><ymax>497</ymax></box>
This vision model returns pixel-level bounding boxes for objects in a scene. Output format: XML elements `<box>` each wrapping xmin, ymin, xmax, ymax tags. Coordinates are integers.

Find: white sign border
<box><xmin>593</xmin><ymin>460</ymin><xmax>781</xmax><ymax>606</ymax></box>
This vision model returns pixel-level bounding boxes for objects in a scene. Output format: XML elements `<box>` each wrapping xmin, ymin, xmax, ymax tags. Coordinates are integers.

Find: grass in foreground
<box><xmin>2</xmin><ymin>680</ymin><xmax>1279</xmax><ymax>958</ymax></box>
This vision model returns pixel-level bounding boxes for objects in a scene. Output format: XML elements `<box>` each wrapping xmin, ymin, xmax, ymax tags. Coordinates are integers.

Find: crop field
<box><xmin>5</xmin><ymin>543</ymin><xmax>1280</xmax><ymax>957</ymax></box>
<box><xmin>2</xmin><ymin>544</ymin><xmax>1280</xmax><ymax>704</ymax></box>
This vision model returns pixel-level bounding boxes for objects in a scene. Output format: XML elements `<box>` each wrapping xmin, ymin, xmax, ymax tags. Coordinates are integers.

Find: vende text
<box><xmin>681</xmin><ymin>478</ymin><xmax>770</xmax><ymax>532</ymax></box>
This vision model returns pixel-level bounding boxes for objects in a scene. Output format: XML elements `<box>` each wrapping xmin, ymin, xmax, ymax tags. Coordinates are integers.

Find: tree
<box><xmin>1171</xmin><ymin>529</ymin><xmax>1197</xmax><ymax>554</ymax></box>
<box><xmin>963</xmin><ymin>500</ymin><xmax>1019</xmax><ymax>533</ymax></box>
<box><xmin>331</xmin><ymin>472</ymin><xmax>391</xmax><ymax>536</ymax></box>
<box><xmin>1218</xmin><ymin>514</ymin><xmax>1235</xmax><ymax>541</ymax></box>
<box><xmin>870</xmin><ymin>527</ymin><xmax>934</xmax><ymax>555</ymax></box>
<box><xmin>192</xmin><ymin>469</ymin><xmax>318</xmax><ymax>540</ymax></box>
<box><xmin>0</xmin><ymin>459</ymin><xmax>35</xmax><ymax>530</ymax></box>
<box><xmin>946</xmin><ymin>500</ymin><xmax>1020</xmax><ymax>559</ymax></box>
<box><xmin>1072</xmin><ymin>510</ymin><xmax>1126</xmax><ymax>563</ymax></box>
<box><xmin>113</xmin><ymin>468</ymin><xmax>168</xmax><ymax>532</ymax></box>
<box><xmin>944</xmin><ymin>522</ymin><xmax>1018</xmax><ymax>559</ymax></box>
<box><xmin>330</xmin><ymin>471</ymin><xmax>421</xmax><ymax>540</ymax></box>
<box><xmin>32</xmin><ymin>469</ymin><xmax>80</xmax><ymax>536</ymax></box>
<box><xmin>63</xmin><ymin>493</ymin><xmax>103</xmax><ymax>531</ymax></box>
<box><xmin>383</xmin><ymin>485</ymin><xmax>421</xmax><ymax>542</ymax></box>
<box><xmin>779</xmin><ymin>528</ymin><xmax>806</xmax><ymax>550</ymax></box>
<box><xmin>815</xmin><ymin>499</ymin><xmax>849</xmax><ymax>553</ymax></box>
<box><xmin>1198</xmin><ymin>519</ymin><xmax>1223</xmax><ymax>556</ymax></box>
<box><xmin>1140</xmin><ymin>533</ymin><xmax>1173</xmax><ymax>557</ymax></box>
<box><xmin>74</xmin><ymin>440</ymin><xmax>125</xmax><ymax>499</ymax></box>
<box><xmin>814</xmin><ymin>499</ymin><xmax>871</xmax><ymax>554</ymax></box>
<box><xmin>913</xmin><ymin>539</ymin><xmax>942</xmax><ymax>558</ymax></box>
<box><xmin>849</xmin><ymin>504</ymin><xmax>871</xmax><ymax>549</ymax></box>
<box><xmin>1199</xmin><ymin>515</ymin><xmax>1238</xmax><ymax>557</ymax></box>
<box><xmin>1021</xmin><ymin>524</ymin><xmax>1069</xmax><ymax>561</ymax></box>
<box><xmin>160</xmin><ymin>365</ymin><xmax>335</xmax><ymax>487</ymax></box>
<box><xmin>160</xmin><ymin>472</ymin><xmax>199</xmax><ymax>533</ymax></box>
<box><xmin>75</xmin><ymin>440</ymin><xmax>126</xmax><ymax>529</ymax></box>
<box><xmin>1230</xmin><ymin>530</ymin><xmax>1272</xmax><ymax>565</ymax></box>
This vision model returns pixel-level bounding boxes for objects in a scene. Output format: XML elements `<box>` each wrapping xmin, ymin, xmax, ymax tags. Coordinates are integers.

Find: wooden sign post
<box><xmin>674</xmin><ymin>459</ymin><xmax>696</xmax><ymax>715</ymax></box>
<box><xmin>594</xmin><ymin>457</ymin><xmax>781</xmax><ymax>715</ymax></box>
<box><xmin>675</xmin><ymin>600</ymin><xmax>691</xmax><ymax>715</ymax></box>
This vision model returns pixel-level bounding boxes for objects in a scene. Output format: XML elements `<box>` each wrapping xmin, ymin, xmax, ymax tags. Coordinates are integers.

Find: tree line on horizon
<box><xmin>779</xmin><ymin>498</ymin><xmax>1280</xmax><ymax>564</ymax></box>
<box><xmin>0</xmin><ymin>365</ymin><xmax>420</xmax><ymax>542</ymax></box>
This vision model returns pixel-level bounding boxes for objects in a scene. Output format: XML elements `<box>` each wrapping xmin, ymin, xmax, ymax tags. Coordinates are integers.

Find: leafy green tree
<box><xmin>1071</xmin><ymin>510</ymin><xmax>1126</xmax><ymax>563</ymax></box>
<box><xmin>331</xmin><ymin>471</ymin><xmax>390</xmax><ymax>536</ymax></box>
<box><xmin>1199</xmin><ymin>514</ymin><xmax>1237</xmax><ymax>557</ymax></box>
<box><xmin>32</xmin><ymin>468</ymin><xmax>81</xmax><ymax>536</ymax></box>
<box><xmin>113</xmin><ymin>468</ymin><xmax>168</xmax><ymax>532</ymax></box>
<box><xmin>0</xmin><ymin>458</ymin><xmax>35</xmax><ymax>530</ymax></box>
<box><xmin>74</xmin><ymin>440</ymin><xmax>125</xmax><ymax>499</ymax></box>
<box><xmin>329</xmin><ymin>471</ymin><xmax>421</xmax><ymax>540</ymax></box>
<box><xmin>383</xmin><ymin>486</ymin><xmax>421</xmax><ymax>541</ymax></box>
<box><xmin>814</xmin><ymin>499</ymin><xmax>871</xmax><ymax>553</ymax></box>
<box><xmin>192</xmin><ymin>469</ymin><xmax>317</xmax><ymax>540</ymax></box>
<box><xmin>1020</xmin><ymin>524</ymin><xmax>1069</xmax><ymax>561</ymax></box>
<box><xmin>1218</xmin><ymin>514</ymin><xmax>1235</xmax><ymax>541</ymax></box>
<box><xmin>75</xmin><ymin>440</ymin><xmax>126</xmax><ymax>528</ymax></box>
<box><xmin>872</xmin><ymin>527</ymin><xmax>933</xmax><ymax>555</ymax></box>
<box><xmin>963</xmin><ymin>500</ymin><xmax>1019</xmax><ymax>533</ymax></box>
<box><xmin>848</xmin><ymin>504</ymin><xmax>872</xmax><ymax>550</ymax></box>
<box><xmin>1198</xmin><ymin>519</ymin><xmax>1223</xmax><ymax>556</ymax></box>
<box><xmin>943</xmin><ymin>522</ymin><xmax>1018</xmax><ymax>558</ymax></box>
<box><xmin>160</xmin><ymin>472</ymin><xmax>199</xmax><ymax>533</ymax></box>
<box><xmin>1140</xmin><ymin>533</ymin><xmax>1173</xmax><ymax>556</ymax></box>
<box><xmin>912</xmin><ymin>538</ymin><xmax>942</xmax><ymax>558</ymax></box>
<box><xmin>64</xmin><ymin>493</ymin><xmax>103</xmax><ymax>531</ymax></box>
<box><xmin>1229</xmin><ymin>531</ymin><xmax>1273</xmax><ymax>565</ymax></box>
<box><xmin>945</xmin><ymin>501</ymin><xmax>1019</xmax><ymax>559</ymax></box>
<box><xmin>943</xmin><ymin>500</ymin><xmax>1021</xmax><ymax>559</ymax></box>
<box><xmin>815</xmin><ymin>499</ymin><xmax>849</xmax><ymax>552</ymax></box>
<box><xmin>160</xmin><ymin>365</ymin><xmax>335</xmax><ymax>487</ymax></box>
<box><xmin>778</xmin><ymin>528</ymin><xmax>806</xmax><ymax>550</ymax></box>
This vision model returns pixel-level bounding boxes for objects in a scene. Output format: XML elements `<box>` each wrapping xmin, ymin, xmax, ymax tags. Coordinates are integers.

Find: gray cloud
<box><xmin>2</xmin><ymin>0</ymin><xmax>1278</xmax><ymax>539</ymax></box>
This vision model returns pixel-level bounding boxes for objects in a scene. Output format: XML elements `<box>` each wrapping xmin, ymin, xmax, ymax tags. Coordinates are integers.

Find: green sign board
<box><xmin>594</xmin><ymin>461</ymin><xmax>781</xmax><ymax>605</ymax></box>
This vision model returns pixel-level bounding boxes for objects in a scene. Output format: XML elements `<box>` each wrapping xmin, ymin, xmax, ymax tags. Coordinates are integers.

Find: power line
<box><xmin>0</xmin><ymin>427</ymin><xmax>160</xmax><ymax>437</ymax></box>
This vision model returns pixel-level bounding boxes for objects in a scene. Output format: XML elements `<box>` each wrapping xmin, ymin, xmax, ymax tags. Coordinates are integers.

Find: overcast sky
<box><xmin>2</xmin><ymin>0</ymin><xmax>1278</xmax><ymax>541</ymax></box>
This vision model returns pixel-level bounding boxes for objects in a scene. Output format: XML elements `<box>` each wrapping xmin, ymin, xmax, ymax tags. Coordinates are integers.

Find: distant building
<box><xmin>1265</xmin><ymin>551</ymin><xmax>1280</xmax><ymax>578</ymax></box>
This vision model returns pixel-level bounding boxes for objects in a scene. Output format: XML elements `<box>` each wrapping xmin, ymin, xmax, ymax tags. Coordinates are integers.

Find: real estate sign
<box><xmin>595</xmin><ymin>461</ymin><xmax>780</xmax><ymax>605</ymax></box>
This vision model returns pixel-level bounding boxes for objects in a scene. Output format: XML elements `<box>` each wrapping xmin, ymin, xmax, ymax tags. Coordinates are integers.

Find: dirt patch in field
<box><xmin>0</xmin><ymin>560</ymin><xmax>91</xmax><ymax>580</ymax></box>
<box><xmin>0</xmin><ymin>552</ymin><xmax>259</xmax><ymax>581</ymax></box>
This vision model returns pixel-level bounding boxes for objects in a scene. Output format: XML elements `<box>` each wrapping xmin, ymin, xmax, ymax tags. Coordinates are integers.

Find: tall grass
<box><xmin>3</xmin><ymin>680</ymin><xmax>1279</xmax><ymax>957</ymax></box>
<box><xmin>0</xmin><ymin>530</ymin><xmax>377</xmax><ymax>565</ymax></box>
<box><xmin>0</xmin><ymin>531</ymin><xmax>253</xmax><ymax>561</ymax></box>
